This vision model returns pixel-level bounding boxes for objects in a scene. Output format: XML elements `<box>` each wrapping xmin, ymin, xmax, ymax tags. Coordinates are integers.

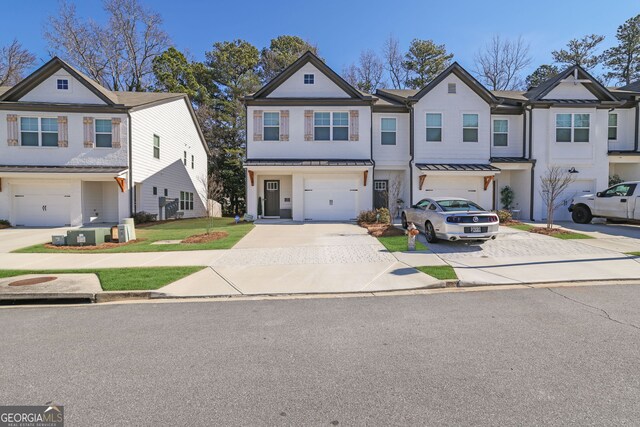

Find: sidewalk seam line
<box><xmin>208</xmin><ymin>266</ymin><xmax>244</xmax><ymax>295</ymax></box>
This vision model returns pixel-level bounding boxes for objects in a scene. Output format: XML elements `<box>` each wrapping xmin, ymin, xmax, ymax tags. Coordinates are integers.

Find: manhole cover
<box><xmin>8</xmin><ymin>277</ymin><xmax>58</xmax><ymax>287</ymax></box>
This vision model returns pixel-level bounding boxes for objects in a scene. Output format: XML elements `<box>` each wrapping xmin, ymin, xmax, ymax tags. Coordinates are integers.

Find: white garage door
<box><xmin>304</xmin><ymin>177</ymin><xmax>358</xmax><ymax>221</ymax></box>
<box><xmin>13</xmin><ymin>183</ymin><xmax>71</xmax><ymax>226</ymax></box>
<box><xmin>552</xmin><ymin>179</ymin><xmax>595</xmax><ymax>221</ymax></box>
<box><xmin>423</xmin><ymin>176</ymin><xmax>482</xmax><ymax>204</ymax></box>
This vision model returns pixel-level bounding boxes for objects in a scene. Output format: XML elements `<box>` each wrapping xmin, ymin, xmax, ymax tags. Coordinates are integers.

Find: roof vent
<box><xmin>448</xmin><ymin>83</ymin><xmax>456</xmax><ymax>94</ymax></box>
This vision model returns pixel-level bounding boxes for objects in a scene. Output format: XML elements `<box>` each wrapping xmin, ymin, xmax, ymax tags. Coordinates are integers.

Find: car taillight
<box><xmin>446</xmin><ymin>216</ymin><xmax>462</xmax><ymax>223</ymax></box>
<box><xmin>491</xmin><ymin>215</ymin><xmax>499</xmax><ymax>222</ymax></box>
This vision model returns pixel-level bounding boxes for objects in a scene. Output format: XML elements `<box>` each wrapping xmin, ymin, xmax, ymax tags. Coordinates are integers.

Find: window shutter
<box><xmin>253</xmin><ymin>110</ymin><xmax>263</xmax><ymax>141</ymax></box>
<box><xmin>304</xmin><ymin>110</ymin><xmax>313</xmax><ymax>141</ymax></box>
<box><xmin>57</xmin><ymin>116</ymin><xmax>68</xmax><ymax>147</ymax></box>
<box><xmin>280</xmin><ymin>110</ymin><xmax>289</xmax><ymax>141</ymax></box>
<box><xmin>83</xmin><ymin>117</ymin><xmax>94</xmax><ymax>148</ymax></box>
<box><xmin>111</xmin><ymin>117</ymin><xmax>121</xmax><ymax>148</ymax></box>
<box><xmin>6</xmin><ymin>114</ymin><xmax>18</xmax><ymax>146</ymax></box>
<box><xmin>350</xmin><ymin>110</ymin><xmax>359</xmax><ymax>141</ymax></box>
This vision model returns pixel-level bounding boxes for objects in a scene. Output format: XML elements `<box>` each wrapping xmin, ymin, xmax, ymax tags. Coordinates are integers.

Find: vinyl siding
<box><xmin>267</xmin><ymin>63</ymin><xmax>350</xmax><ymax>98</ymax></box>
<box><xmin>19</xmin><ymin>69</ymin><xmax>108</xmax><ymax>104</ymax></box>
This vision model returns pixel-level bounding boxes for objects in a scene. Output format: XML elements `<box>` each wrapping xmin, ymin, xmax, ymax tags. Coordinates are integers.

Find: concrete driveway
<box><xmin>162</xmin><ymin>223</ymin><xmax>441</xmax><ymax>296</ymax></box>
<box><xmin>0</xmin><ymin>227</ymin><xmax>71</xmax><ymax>253</ymax></box>
<box><xmin>418</xmin><ymin>224</ymin><xmax>640</xmax><ymax>285</ymax></box>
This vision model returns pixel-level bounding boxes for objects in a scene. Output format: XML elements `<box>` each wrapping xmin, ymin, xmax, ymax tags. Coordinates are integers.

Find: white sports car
<box><xmin>401</xmin><ymin>197</ymin><xmax>499</xmax><ymax>243</ymax></box>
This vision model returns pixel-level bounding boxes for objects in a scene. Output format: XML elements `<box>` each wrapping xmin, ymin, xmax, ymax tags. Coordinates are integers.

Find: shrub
<box><xmin>609</xmin><ymin>174</ymin><xmax>624</xmax><ymax>186</ymax></box>
<box><xmin>132</xmin><ymin>211</ymin><xmax>157</xmax><ymax>224</ymax></box>
<box><xmin>500</xmin><ymin>186</ymin><xmax>515</xmax><ymax>210</ymax></box>
<box><xmin>496</xmin><ymin>210</ymin><xmax>512</xmax><ymax>223</ymax></box>
<box><xmin>357</xmin><ymin>208</ymin><xmax>391</xmax><ymax>225</ymax></box>
<box><xmin>0</xmin><ymin>219</ymin><xmax>10</xmax><ymax>228</ymax></box>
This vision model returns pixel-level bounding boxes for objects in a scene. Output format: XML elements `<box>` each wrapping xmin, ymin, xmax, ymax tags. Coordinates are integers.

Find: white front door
<box><xmin>13</xmin><ymin>183</ymin><xmax>71</xmax><ymax>226</ymax></box>
<box><xmin>303</xmin><ymin>177</ymin><xmax>359</xmax><ymax>221</ymax></box>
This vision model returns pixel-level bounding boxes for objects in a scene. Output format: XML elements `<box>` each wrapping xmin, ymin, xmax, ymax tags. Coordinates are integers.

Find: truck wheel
<box><xmin>425</xmin><ymin>221</ymin><xmax>439</xmax><ymax>243</ymax></box>
<box><xmin>571</xmin><ymin>205</ymin><xmax>592</xmax><ymax>224</ymax></box>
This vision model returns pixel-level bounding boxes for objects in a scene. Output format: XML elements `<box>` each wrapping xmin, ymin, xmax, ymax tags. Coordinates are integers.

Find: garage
<box><xmin>12</xmin><ymin>182</ymin><xmax>72</xmax><ymax>226</ymax></box>
<box><xmin>553</xmin><ymin>179</ymin><xmax>595</xmax><ymax>221</ymax></box>
<box><xmin>422</xmin><ymin>176</ymin><xmax>483</xmax><ymax>204</ymax></box>
<box><xmin>303</xmin><ymin>177</ymin><xmax>359</xmax><ymax>221</ymax></box>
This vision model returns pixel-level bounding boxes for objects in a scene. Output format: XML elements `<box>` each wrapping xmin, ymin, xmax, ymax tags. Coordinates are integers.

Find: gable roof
<box><xmin>0</xmin><ymin>57</ymin><xmax>119</xmax><ymax>104</ymax></box>
<box><xmin>408</xmin><ymin>62</ymin><xmax>497</xmax><ymax>104</ymax></box>
<box><xmin>246</xmin><ymin>51</ymin><xmax>372</xmax><ymax>101</ymax></box>
<box><xmin>524</xmin><ymin>65</ymin><xmax>618</xmax><ymax>102</ymax></box>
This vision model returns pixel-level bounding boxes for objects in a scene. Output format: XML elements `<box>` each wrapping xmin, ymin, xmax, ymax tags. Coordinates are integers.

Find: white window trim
<box><xmin>555</xmin><ymin>113</ymin><xmax>591</xmax><ymax>143</ymax></box>
<box><xmin>462</xmin><ymin>112</ymin><xmax>480</xmax><ymax>143</ymax></box>
<box><xmin>18</xmin><ymin>116</ymin><xmax>59</xmax><ymax>148</ymax></box>
<box><xmin>94</xmin><ymin>118</ymin><xmax>113</xmax><ymax>149</ymax></box>
<box><xmin>313</xmin><ymin>111</ymin><xmax>350</xmax><ymax>142</ymax></box>
<box><xmin>380</xmin><ymin>117</ymin><xmax>397</xmax><ymax>145</ymax></box>
<box><xmin>304</xmin><ymin>73</ymin><xmax>315</xmax><ymax>84</ymax></box>
<box><xmin>608</xmin><ymin>112</ymin><xmax>618</xmax><ymax>141</ymax></box>
<box><xmin>180</xmin><ymin>191</ymin><xmax>194</xmax><ymax>211</ymax></box>
<box><xmin>56</xmin><ymin>78</ymin><xmax>69</xmax><ymax>90</ymax></box>
<box><xmin>263</xmin><ymin>111</ymin><xmax>280</xmax><ymax>142</ymax></box>
<box><xmin>153</xmin><ymin>134</ymin><xmax>161</xmax><ymax>159</ymax></box>
<box><xmin>492</xmin><ymin>118</ymin><xmax>509</xmax><ymax>147</ymax></box>
<box><xmin>425</xmin><ymin>112</ymin><xmax>443</xmax><ymax>143</ymax></box>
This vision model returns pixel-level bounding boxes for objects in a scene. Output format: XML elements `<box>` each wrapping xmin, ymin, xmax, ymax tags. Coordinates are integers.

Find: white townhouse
<box><xmin>0</xmin><ymin>57</ymin><xmax>209</xmax><ymax>227</ymax></box>
<box><xmin>243</xmin><ymin>52</ymin><xmax>640</xmax><ymax>222</ymax></box>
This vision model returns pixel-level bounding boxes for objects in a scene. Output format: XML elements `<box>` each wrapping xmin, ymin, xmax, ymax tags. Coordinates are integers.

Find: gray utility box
<box><xmin>66</xmin><ymin>229</ymin><xmax>111</xmax><ymax>246</ymax></box>
<box><xmin>51</xmin><ymin>235</ymin><xmax>66</xmax><ymax>246</ymax></box>
<box><xmin>117</xmin><ymin>223</ymin><xmax>135</xmax><ymax>243</ymax></box>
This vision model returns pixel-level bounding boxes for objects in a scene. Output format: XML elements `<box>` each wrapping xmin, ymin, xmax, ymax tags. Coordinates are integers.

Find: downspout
<box><xmin>522</xmin><ymin>108</ymin><xmax>527</xmax><ymax>159</ymax></box>
<box><xmin>634</xmin><ymin>101</ymin><xmax>639</xmax><ymax>152</ymax></box>
<box><xmin>370</xmin><ymin>104</ymin><xmax>375</xmax><ymax>208</ymax></box>
<box><xmin>127</xmin><ymin>111</ymin><xmax>134</xmax><ymax>216</ymax></box>
<box><xmin>408</xmin><ymin>103</ymin><xmax>414</xmax><ymax>205</ymax></box>
<box><xmin>528</xmin><ymin>106</ymin><xmax>535</xmax><ymax>221</ymax></box>
<box><xmin>244</xmin><ymin>103</ymin><xmax>249</xmax><ymax>216</ymax></box>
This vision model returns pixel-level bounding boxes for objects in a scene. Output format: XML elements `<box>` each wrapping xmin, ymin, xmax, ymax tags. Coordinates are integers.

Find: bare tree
<box><xmin>0</xmin><ymin>39</ymin><xmax>36</xmax><ymax>86</ymax></box>
<box><xmin>197</xmin><ymin>173</ymin><xmax>223</xmax><ymax>233</ymax></box>
<box><xmin>45</xmin><ymin>0</ymin><xmax>170</xmax><ymax>91</ymax></box>
<box><xmin>342</xmin><ymin>49</ymin><xmax>385</xmax><ymax>93</ymax></box>
<box><xmin>539</xmin><ymin>166</ymin><xmax>575</xmax><ymax>229</ymax></box>
<box><xmin>382</xmin><ymin>35</ymin><xmax>407</xmax><ymax>89</ymax></box>
<box><xmin>387</xmin><ymin>175</ymin><xmax>404</xmax><ymax>219</ymax></box>
<box><xmin>474</xmin><ymin>35</ymin><xmax>531</xmax><ymax>90</ymax></box>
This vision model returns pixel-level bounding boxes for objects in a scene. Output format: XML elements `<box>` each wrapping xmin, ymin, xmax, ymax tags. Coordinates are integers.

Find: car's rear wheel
<box><xmin>425</xmin><ymin>221</ymin><xmax>439</xmax><ymax>243</ymax></box>
<box><xmin>571</xmin><ymin>205</ymin><xmax>593</xmax><ymax>224</ymax></box>
<box><xmin>401</xmin><ymin>213</ymin><xmax>408</xmax><ymax>229</ymax></box>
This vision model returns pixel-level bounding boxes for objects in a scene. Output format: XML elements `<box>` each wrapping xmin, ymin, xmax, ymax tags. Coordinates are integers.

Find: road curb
<box><xmin>95</xmin><ymin>291</ymin><xmax>165</xmax><ymax>303</ymax></box>
<box><xmin>457</xmin><ymin>278</ymin><xmax>640</xmax><ymax>288</ymax></box>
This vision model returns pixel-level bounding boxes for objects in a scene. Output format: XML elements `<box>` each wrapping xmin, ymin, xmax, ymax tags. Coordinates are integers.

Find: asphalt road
<box><xmin>1</xmin><ymin>285</ymin><xmax>639</xmax><ymax>426</ymax></box>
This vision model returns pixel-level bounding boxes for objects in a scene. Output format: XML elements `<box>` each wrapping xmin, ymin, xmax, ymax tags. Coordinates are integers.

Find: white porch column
<box><xmin>246</xmin><ymin>170</ymin><xmax>258</xmax><ymax>218</ymax></box>
<box><xmin>291</xmin><ymin>173</ymin><xmax>304</xmax><ymax>221</ymax></box>
<box><xmin>69</xmin><ymin>180</ymin><xmax>83</xmax><ymax>226</ymax></box>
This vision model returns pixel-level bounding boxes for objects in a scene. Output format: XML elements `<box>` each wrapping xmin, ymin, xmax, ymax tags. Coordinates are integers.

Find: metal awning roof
<box><xmin>244</xmin><ymin>159</ymin><xmax>373</xmax><ymax>167</ymax></box>
<box><xmin>0</xmin><ymin>165</ymin><xmax>128</xmax><ymax>174</ymax></box>
<box><xmin>415</xmin><ymin>163</ymin><xmax>501</xmax><ymax>172</ymax></box>
<box><xmin>490</xmin><ymin>157</ymin><xmax>535</xmax><ymax>163</ymax></box>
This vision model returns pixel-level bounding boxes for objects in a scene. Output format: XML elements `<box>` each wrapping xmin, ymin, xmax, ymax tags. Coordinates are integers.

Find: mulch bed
<box><xmin>359</xmin><ymin>222</ymin><xmax>405</xmax><ymax>237</ymax></box>
<box><xmin>502</xmin><ymin>220</ymin><xmax>523</xmax><ymax>226</ymax></box>
<box><xmin>43</xmin><ymin>239</ymin><xmax>144</xmax><ymax>250</ymax></box>
<box><xmin>181</xmin><ymin>231</ymin><xmax>229</xmax><ymax>244</ymax></box>
<box><xmin>528</xmin><ymin>227</ymin><xmax>573</xmax><ymax>236</ymax></box>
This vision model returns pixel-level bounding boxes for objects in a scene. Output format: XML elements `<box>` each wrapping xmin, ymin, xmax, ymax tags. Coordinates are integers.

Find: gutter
<box><xmin>370</xmin><ymin>106</ymin><xmax>375</xmax><ymax>207</ymax></box>
<box><xmin>408</xmin><ymin>102</ymin><xmax>415</xmax><ymax>205</ymax></box>
<box><xmin>527</xmin><ymin>106</ymin><xmax>535</xmax><ymax>221</ymax></box>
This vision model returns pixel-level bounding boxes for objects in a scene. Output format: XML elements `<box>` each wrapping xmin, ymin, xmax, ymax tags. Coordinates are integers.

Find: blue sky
<box><xmin>2</xmin><ymin>0</ymin><xmax>639</xmax><ymax>81</ymax></box>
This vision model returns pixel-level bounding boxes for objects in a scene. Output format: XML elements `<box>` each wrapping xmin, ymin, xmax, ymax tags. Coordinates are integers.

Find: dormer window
<box><xmin>304</xmin><ymin>74</ymin><xmax>315</xmax><ymax>85</ymax></box>
<box><xmin>448</xmin><ymin>83</ymin><xmax>456</xmax><ymax>94</ymax></box>
<box><xmin>57</xmin><ymin>79</ymin><xmax>69</xmax><ymax>90</ymax></box>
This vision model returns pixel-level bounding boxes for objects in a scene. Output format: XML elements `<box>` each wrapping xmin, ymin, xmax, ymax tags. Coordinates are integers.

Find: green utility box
<box><xmin>66</xmin><ymin>228</ymin><xmax>111</xmax><ymax>246</ymax></box>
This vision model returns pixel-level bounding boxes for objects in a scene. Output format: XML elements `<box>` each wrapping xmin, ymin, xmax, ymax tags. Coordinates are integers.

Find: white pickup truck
<box><xmin>569</xmin><ymin>181</ymin><xmax>640</xmax><ymax>223</ymax></box>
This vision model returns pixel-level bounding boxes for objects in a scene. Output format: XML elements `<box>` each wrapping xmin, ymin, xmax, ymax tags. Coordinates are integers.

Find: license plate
<box><xmin>470</xmin><ymin>226</ymin><xmax>482</xmax><ymax>233</ymax></box>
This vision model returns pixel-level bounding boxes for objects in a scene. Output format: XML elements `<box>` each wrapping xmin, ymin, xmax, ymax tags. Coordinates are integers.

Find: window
<box><xmin>381</xmin><ymin>118</ymin><xmax>396</xmax><ymax>145</ymax></box>
<box><xmin>493</xmin><ymin>119</ymin><xmax>508</xmax><ymax>146</ymax></box>
<box><xmin>153</xmin><ymin>135</ymin><xmax>160</xmax><ymax>159</ymax></box>
<box><xmin>153</xmin><ymin>186</ymin><xmax>157</xmax><ymax>196</ymax></box>
<box><xmin>608</xmin><ymin>113</ymin><xmax>618</xmax><ymax>140</ymax></box>
<box><xmin>183</xmin><ymin>151</ymin><xmax>187</xmax><ymax>166</ymax></box>
<box><xmin>57</xmin><ymin>79</ymin><xmax>69</xmax><ymax>90</ymax></box>
<box><xmin>556</xmin><ymin>113</ymin><xmax>590</xmax><ymax>143</ymax></box>
<box><xmin>266</xmin><ymin>181</ymin><xmax>279</xmax><ymax>191</ymax></box>
<box><xmin>20</xmin><ymin>117</ymin><xmax>58</xmax><ymax>147</ymax></box>
<box><xmin>263</xmin><ymin>112</ymin><xmax>280</xmax><ymax>141</ymax></box>
<box><xmin>191</xmin><ymin>155</ymin><xmax>194</xmax><ymax>170</ymax></box>
<box><xmin>95</xmin><ymin>119</ymin><xmax>112</xmax><ymax>148</ymax></box>
<box><xmin>304</xmin><ymin>74</ymin><xmax>315</xmax><ymax>84</ymax></box>
<box><xmin>602</xmin><ymin>183</ymin><xmax>636</xmax><ymax>197</ymax></box>
<box><xmin>332</xmin><ymin>112</ymin><xmax>348</xmax><ymax>140</ymax></box>
<box><xmin>180</xmin><ymin>191</ymin><xmax>194</xmax><ymax>210</ymax></box>
<box><xmin>314</xmin><ymin>112</ymin><xmax>331</xmax><ymax>140</ymax></box>
<box><xmin>448</xmin><ymin>83</ymin><xmax>456</xmax><ymax>94</ymax></box>
<box><xmin>164</xmin><ymin>188</ymin><xmax>168</xmax><ymax>197</ymax></box>
<box><xmin>374</xmin><ymin>181</ymin><xmax>387</xmax><ymax>191</ymax></box>
<box><xmin>426</xmin><ymin>113</ymin><xmax>442</xmax><ymax>142</ymax></box>
<box><xmin>463</xmin><ymin>114</ymin><xmax>479</xmax><ymax>142</ymax></box>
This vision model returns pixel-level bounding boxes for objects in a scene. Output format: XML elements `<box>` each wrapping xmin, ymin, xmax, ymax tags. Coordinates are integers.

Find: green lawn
<box><xmin>552</xmin><ymin>232</ymin><xmax>594</xmax><ymax>240</ymax></box>
<box><xmin>0</xmin><ymin>267</ymin><xmax>204</xmax><ymax>291</ymax></box>
<box><xmin>627</xmin><ymin>252</ymin><xmax>640</xmax><ymax>256</ymax></box>
<box><xmin>377</xmin><ymin>235</ymin><xmax>428</xmax><ymax>252</ymax></box>
<box><xmin>14</xmin><ymin>218</ymin><xmax>254</xmax><ymax>253</ymax></box>
<box><xmin>416</xmin><ymin>265</ymin><xmax>458</xmax><ymax>280</ymax></box>
<box><xmin>507</xmin><ymin>223</ymin><xmax>535</xmax><ymax>232</ymax></box>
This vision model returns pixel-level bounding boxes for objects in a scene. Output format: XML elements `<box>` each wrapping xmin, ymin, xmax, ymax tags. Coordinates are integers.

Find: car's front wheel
<box><xmin>571</xmin><ymin>205</ymin><xmax>593</xmax><ymax>224</ymax></box>
<box><xmin>401</xmin><ymin>213</ymin><xmax>408</xmax><ymax>229</ymax></box>
<box><xmin>425</xmin><ymin>221</ymin><xmax>439</xmax><ymax>243</ymax></box>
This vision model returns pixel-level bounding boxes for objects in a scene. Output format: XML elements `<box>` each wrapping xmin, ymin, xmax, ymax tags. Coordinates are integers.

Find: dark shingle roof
<box><xmin>0</xmin><ymin>165</ymin><xmax>128</xmax><ymax>174</ymax></box>
<box><xmin>415</xmin><ymin>163</ymin><xmax>500</xmax><ymax>172</ymax></box>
